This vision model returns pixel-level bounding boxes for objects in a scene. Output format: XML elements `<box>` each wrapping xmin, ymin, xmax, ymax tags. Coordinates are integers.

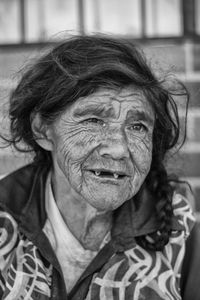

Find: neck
<box><xmin>51</xmin><ymin>170</ymin><xmax>112</xmax><ymax>251</ymax></box>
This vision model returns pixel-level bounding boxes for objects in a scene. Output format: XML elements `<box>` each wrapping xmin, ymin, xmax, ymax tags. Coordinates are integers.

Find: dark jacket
<box><xmin>0</xmin><ymin>163</ymin><xmax>196</xmax><ymax>299</ymax></box>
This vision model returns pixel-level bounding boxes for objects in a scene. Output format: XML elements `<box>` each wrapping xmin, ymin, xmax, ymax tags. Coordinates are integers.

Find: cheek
<box><xmin>53</xmin><ymin>126</ymin><xmax>101</xmax><ymax>173</ymax></box>
<box><xmin>129</xmin><ymin>136</ymin><xmax>153</xmax><ymax>174</ymax></box>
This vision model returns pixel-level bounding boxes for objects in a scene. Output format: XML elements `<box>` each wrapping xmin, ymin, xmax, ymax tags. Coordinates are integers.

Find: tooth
<box><xmin>95</xmin><ymin>171</ymin><xmax>101</xmax><ymax>176</ymax></box>
<box><xmin>113</xmin><ymin>173</ymin><xmax>119</xmax><ymax>179</ymax></box>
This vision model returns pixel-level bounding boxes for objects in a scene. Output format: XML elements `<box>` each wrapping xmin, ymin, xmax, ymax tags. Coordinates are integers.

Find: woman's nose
<box><xmin>99</xmin><ymin>130</ymin><xmax>130</xmax><ymax>160</ymax></box>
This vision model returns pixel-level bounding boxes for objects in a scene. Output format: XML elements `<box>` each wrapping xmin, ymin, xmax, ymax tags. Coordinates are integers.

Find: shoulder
<box><xmin>172</xmin><ymin>192</ymin><xmax>196</xmax><ymax>237</ymax></box>
<box><xmin>0</xmin><ymin>163</ymin><xmax>46</xmax><ymax>217</ymax></box>
<box><xmin>0</xmin><ymin>211</ymin><xmax>18</xmax><ymax>252</ymax></box>
<box><xmin>0</xmin><ymin>164</ymin><xmax>38</xmax><ymax>261</ymax></box>
<box><xmin>0</xmin><ymin>211</ymin><xmax>18</xmax><ymax>273</ymax></box>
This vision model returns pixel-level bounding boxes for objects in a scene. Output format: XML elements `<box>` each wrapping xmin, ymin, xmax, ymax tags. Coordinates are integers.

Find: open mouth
<box><xmin>89</xmin><ymin>170</ymin><xmax>127</xmax><ymax>179</ymax></box>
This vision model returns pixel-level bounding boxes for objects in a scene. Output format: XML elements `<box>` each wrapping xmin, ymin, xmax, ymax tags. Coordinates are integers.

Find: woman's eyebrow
<box><xmin>73</xmin><ymin>105</ymin><xmax>115</xmax><ymax>118</ymax></box>
<box><xmin>127</xmin><ymin>110</ymin><xmax>155</xmax><ymax>125</ymax></box>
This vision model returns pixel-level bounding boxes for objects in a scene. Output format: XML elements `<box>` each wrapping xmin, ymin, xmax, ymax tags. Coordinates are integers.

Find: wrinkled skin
<box><xmin>49</xmin><ymin>86</ymin><xmax>155</xmax><ymax>212</ymax></box>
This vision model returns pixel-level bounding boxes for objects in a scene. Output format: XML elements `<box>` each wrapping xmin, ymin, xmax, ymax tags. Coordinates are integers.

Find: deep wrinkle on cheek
<box><xmin>127</xmin><ymin>133</ymin><xmax>153</xmax><ymax>173</ymax></box>
<box><xmin>55</xmin><ymin>128</ymin><xmax>102</xmax><ymax>171</ymax></box>
<box><xmin>129</xmin><ymin>138</ymin><xmax>152</xmax><ymax>155</ymax></box>
<box><xmin>126</xmin><ymin>125</ymin><xmax>153</xmax><ymax>151</ymax></box>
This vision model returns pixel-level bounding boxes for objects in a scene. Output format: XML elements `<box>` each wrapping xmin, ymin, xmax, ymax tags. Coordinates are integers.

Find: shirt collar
<box><xmin>45</xmin><ymin>172</ymin><xmax>99</xmax><ymax>257</ymax></box>
<box><xmin>44</xmin><ymin>172</ymin><xmax>111</xmax><ymax>253</ymax></box>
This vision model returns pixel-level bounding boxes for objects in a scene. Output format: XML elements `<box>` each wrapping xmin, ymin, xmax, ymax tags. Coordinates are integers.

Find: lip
<box><xmin>85</xmin><ymin>171</ymin><xmax>128</xmax><ymax>185</ymax></box>
<box><xmin>84</xmin><ymin>169</ymin><xmax>131</xmax><ymax>184</ymax></box>
<box><xmin>86</xmin><ymin>168</ymin><xmax>131</xmax><ymax>177</ymax></box>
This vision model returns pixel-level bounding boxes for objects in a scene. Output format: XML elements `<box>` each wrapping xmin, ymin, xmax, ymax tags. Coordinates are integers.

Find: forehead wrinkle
<box><xmin>111</xmin><ymin>92</ymin><xmax>145</xmax><ymax>101</ymax></box>
<box><xmin>73</xmin><ymin>102</ymin><xmax>116</xmax><ymax>118</ymax></box>
<box><xmin>73</xmin><ymin>89</ymin><xmax>153</xmax><ymax>120</ymax></box>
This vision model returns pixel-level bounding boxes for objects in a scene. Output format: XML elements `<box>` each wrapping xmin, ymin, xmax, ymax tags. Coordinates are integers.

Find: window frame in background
<box><xmin>0</xmin><ymin>0</ymin><xmax>199</xmax><ymax>46</ymax></box>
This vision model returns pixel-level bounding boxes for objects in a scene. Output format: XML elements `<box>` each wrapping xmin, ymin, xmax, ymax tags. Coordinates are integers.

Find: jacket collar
<box><xmin>112</xmin><ymin>187</ymin><xmax>183</xmax><ymax>250</ymax></box>
<box><xmin>0</xmin><ymin>163</ymin><xmax>49</xmax><ymax>237</ymax></box>
<box><xmin>0</xmin><ymin>163</ymin><xmax>182</xmax><ymax>251</ymax></box>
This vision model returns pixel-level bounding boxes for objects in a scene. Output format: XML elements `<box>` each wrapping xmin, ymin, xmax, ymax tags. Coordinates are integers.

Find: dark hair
<box><xmin>4</xmin><ymin>35</ymin><xmax>189</xmax><ymax>251</ymax></box>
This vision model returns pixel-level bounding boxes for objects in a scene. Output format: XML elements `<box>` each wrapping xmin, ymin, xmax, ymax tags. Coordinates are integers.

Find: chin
<box><xmin>89</xmin><ymin>195</ymin><xmax>130</xmax><ymax>212</ymax></box>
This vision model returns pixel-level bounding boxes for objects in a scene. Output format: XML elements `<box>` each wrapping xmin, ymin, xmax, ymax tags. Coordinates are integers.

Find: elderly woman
<box><xmin>0</xmin><ymin>35</ymin><xmax>195</xmax><ymax>299</ymax></box>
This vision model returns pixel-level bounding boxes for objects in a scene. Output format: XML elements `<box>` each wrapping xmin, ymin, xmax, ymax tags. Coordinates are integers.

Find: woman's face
<box><xmin>48</xmin><ymin>86</ymin><xmax>155</xmax><ymax>211</ymax></box>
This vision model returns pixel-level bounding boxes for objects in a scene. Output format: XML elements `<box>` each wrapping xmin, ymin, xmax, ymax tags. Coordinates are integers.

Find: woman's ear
<box><xmin>31</xmin><ymin>113</ymin><xmax>54</xmax><ymax>151</ymax></box>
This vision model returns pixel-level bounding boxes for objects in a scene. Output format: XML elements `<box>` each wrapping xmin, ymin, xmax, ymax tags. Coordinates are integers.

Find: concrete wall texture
<box><xmin>0</xmin><ymin>38</ymin><xmax>200</xmax><ymax>217</ymax></box>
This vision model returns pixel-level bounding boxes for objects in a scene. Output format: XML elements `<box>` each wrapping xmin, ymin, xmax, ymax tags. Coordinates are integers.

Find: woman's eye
<box><xmin>84</xmin><ymin>118</ymin><xmax>105</xmax><ymax>126</ymax></box>
<box><xmin>128</xmin><ymin>123</ymin><xmax>147</xmax><ymax>132</ymax></box>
